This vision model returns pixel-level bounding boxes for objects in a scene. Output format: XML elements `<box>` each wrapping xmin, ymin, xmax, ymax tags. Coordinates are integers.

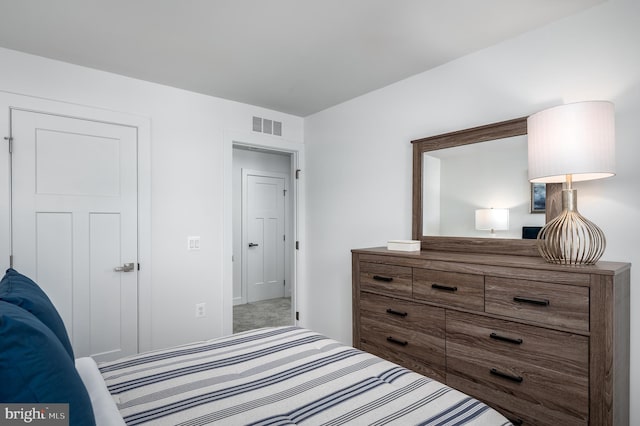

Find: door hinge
<box><xmin>4</xmin><ymin>136</ymin><xmax>13</xmax><ymax>153</ymax></box>
<box><xmin>138</xmin><ymin>263</ymin><xmax>141</xmax><ymax>271</ymax></box>
<box><xmin>283</xmin><ymin>279</ymin><xmax>286</xmax><ymax>286</ymax></box>
<box><xmin>295</xmin><ymin>241</ymin><xmax>299</xmax><ymax>250</ymax></box>
<box><xmin>283</xmin><ymin>189</ymin><xmax>287</xmax><ymax>196</ymax></box>
<box><xmin>9</xmin><ymin>255</ymin><xmax>14</xmax><ymax>268</ymax></box>
<box><xmin>296</xmin><ymin>311</ymin><xmax>300</xmax><ymax>321</ymax></box>
<box><xmin>295</xmin><ymin>169</ymin><xmax>301</xmax><ymax>179</ymax></box>
<box><xmin>283</xmin><ymin>234</ymin><xmax>285</xmax><ymax>241</ymax></box>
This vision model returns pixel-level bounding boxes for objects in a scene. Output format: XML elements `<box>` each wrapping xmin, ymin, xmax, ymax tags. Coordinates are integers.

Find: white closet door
<box><xmin>11</xmin><ymin>109</ymin><xmax>138</xmax><ymax>361</ymax></box>
<box><xmin>244</xmin><ymin>170</ymin><xmax>286</xmax><ymax>303</ymax></box>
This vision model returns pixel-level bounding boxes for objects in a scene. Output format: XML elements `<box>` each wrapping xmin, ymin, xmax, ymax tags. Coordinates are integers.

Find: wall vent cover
<box><xmin>252</xmin><ymin>116</ymin><xmax>282</xmax><ymax>137</ymax></box>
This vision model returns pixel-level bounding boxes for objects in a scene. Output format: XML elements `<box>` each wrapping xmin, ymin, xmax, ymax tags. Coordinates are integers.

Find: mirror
<box><xmin>412</xmin><ymin>117</ymin><xmax>561</xmax><ymax>256</ymax></box>
<box><xmin>423</xmin><ymin>135</ymin><xmax>544</xmax><ymax>238</ymax></box>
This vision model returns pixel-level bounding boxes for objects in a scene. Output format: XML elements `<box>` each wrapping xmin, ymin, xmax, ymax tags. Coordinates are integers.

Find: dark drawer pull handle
<box><xmin>432</xmin><ymin>283</ymin><xmax>458</xmax><ymax>292</ymax></box>
<box><xmin>513</xmin><ymin>296</ymin><xmax>549</xmax><ymax>306</ymax></box>
<box><xmin>373</xmin><ymin>275</ymin><xmax>393</xmax><ymax>282</ymax></box>
<box><xmin>386</xmin><ymin>308</ymin><xmax>408</xmax><ymax>317</ymax></box>
<box><xmin>490</xmin><ymin>332</ymin><xmax>523</xmax><ymax>345</ymax></box>
<box><xmin>386</xmin><ymin>336</ymin><xmax>408</xmax><ymax>346</ymax></box>
<box><xmin>490</xmin><ymin>368</ymin><xmax>523</xmax><ymax>383</ymax></box>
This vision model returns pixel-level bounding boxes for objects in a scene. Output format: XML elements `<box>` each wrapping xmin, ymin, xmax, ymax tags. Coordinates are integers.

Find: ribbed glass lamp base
<box><xmin>537</xmin><ymin>189</ymin><xmax>606</xmax><ymax>265</ymax></box>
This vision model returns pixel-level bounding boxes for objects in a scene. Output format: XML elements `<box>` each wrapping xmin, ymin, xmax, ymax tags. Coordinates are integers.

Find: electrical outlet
<box><xmin>195</xmin><ymin>302</ymin><xmax>206</xmax><ymax>318</ymax></box>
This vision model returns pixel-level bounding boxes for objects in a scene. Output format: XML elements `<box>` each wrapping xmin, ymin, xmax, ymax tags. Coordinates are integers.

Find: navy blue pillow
<box><xmin>0</xmin><ymin>268</ymin><xmax>74</xmax><ymax>359</ymax></box>
<box><xmin>0</xmin><ymin>301</ymin><xmax>96</xmax><ymax>426</ymax></box>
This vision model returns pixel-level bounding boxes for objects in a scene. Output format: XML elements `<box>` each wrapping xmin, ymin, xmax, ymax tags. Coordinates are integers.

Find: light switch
<box><xmin>187</xmin><ymin>236</ymin><xmax>200</xmax><ymax>250</ymax></box>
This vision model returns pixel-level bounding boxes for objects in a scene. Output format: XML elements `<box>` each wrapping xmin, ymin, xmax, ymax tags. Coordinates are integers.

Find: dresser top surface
<box><xmin>352</xmin><ymin>247</ymin><xmax>630</xmax><ymax>276</ymax></box>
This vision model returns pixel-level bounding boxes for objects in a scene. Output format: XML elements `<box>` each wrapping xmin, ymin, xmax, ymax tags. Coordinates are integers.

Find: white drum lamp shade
<box><xmin>475</xmin><ymin>208</ymin><xmax>509</xmax><ymax>235</ymax></box>
<box><xmin>528</xmin><ymin>101</ymin><xmax>615</xmax><ymax>183</ymax></box>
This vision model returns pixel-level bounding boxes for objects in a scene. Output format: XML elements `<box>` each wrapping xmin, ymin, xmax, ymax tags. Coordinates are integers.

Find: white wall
<box><xmin>0</xmin><ymin>46</ymin><xmax>304</xmax><ymax>351</ymax></box>
<box><xmin>304</xmin><ymin>0</ymin><xmax>640</xmax><ymax>423</ymax></box>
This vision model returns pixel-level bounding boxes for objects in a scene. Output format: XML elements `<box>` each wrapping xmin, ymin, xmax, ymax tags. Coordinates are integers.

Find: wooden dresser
<box><xmin>352</xmin><ymin>247</ymin><xmax>630</xmax><ymax>426</ymax></box>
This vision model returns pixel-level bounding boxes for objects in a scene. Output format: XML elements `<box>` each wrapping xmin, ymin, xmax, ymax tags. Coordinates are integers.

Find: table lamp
<box><xmin>527</xmin><ymin>101</ymin><xmax>615</xmax><ymax>265</ymax></box>
<box><xmin>475</xmin><ymin>208</ymin><xmax>509</xmax><ymax>237</ymax></box>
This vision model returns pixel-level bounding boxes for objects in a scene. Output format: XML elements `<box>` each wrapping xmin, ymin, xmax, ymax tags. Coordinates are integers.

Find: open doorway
<box><xmin>232</xmin><ymin>146</ymin><xmax>294</xmax><ymax>332</ymax></box>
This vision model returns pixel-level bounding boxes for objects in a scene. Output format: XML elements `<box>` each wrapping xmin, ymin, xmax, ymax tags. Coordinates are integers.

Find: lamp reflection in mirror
<box><xmin>475</xmin><ymin>208</ymin><xmax>509</xmax><ymax>237</ymax></box>
<box><xmin>527</xmin><ymin>100</ymin><xmax>615</xmax><ymax>265</ymax></box>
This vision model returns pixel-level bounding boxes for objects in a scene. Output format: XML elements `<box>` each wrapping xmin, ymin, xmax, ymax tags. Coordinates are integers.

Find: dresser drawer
<box><xmin>485</xmin><ymin>276</ymin><xmax>589</xmax><ymax>332</ymax></box>
<box><xmin>413</xmin><ymin>268</ymin><xmax>484</xmax><ymax>311</ymax></box>
<box><xmin>359</xmin><ymin>306</ymin><xmax>445</xmax><ymax>380</ymax></box>
<box><xmin>360</xmin><ymin>291</ymin><xmax>445</xmax><ymax>339</ymax></box>
<box><xmin>359</xmin><ymin>261</ymin><xmax>412</xmax><ymax>298</ymax></box>
<box><xmin>447</xmin><ymin>311</ymin><xmax>588</xmax><ymax>425</ymax></box>
<box><xmin>448</xmin><ymin>373</ymin><xmax>587</xmax><ymax>426</ymax></box>
<box><xmin>446</xmin><ymin>311</ymin><xmax>588</xmax><ymax>378</ymax></box>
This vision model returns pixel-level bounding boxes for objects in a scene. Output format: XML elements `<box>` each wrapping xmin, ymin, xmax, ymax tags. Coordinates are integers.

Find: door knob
<box><xmin>248</xmin><ymin>243</ymin><xmax>259</xmax><ymax>247</ymax></box>
<box><xmin>114</xmin><ymin>263</ymin><xmax>135</xmax><ymax>272</ymax></box>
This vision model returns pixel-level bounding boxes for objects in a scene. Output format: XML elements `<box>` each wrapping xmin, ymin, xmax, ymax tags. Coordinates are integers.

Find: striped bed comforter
<box><xmin>99</xmin><ymin>326</ymin><xmax>511</xmax><ymax>425</ymax></box>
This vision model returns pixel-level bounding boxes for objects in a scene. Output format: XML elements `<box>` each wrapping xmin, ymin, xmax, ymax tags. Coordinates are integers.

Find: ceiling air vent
<box><xmin>252</xmin><ymin>116</ymin><xmax>282</xmax><ymax>137</ymax></box>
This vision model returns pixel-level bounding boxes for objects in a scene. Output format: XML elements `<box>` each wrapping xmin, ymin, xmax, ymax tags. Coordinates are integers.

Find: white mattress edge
<box><xmin>75</xmin><ymin>357</ymin><xmax>126</xmax><ymax>426</ymax></box>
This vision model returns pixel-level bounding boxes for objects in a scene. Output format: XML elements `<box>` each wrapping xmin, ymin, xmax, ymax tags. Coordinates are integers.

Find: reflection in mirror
<box><xmin>422</xmin><ymin>135</ymin><xmax>544</xmax><ymax>238</ymax></box>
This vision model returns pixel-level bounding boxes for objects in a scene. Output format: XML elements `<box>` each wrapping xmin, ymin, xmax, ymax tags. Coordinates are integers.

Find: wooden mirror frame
<box><xmin>411</xmin><ymin>117</ymin><xmax>562</xmax><ymax>256</ymax></box>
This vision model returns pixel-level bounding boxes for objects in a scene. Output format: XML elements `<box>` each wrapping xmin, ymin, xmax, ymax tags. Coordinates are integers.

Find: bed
<box><xmin>1</xmin><ymin>269</ymin><xmax>512</xmax><ymax>425</ymax></box>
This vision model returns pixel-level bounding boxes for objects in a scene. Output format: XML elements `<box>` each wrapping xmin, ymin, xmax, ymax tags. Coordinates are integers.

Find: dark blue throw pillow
<box><xmin>0</xmin><ymin>268</ymin><xmax>74</xmax><ymax>359</ymax></box>
<box><xmin>0</xmin><ymin>301</ymin><xmax>96</xmax><ymax>426</ymax></box>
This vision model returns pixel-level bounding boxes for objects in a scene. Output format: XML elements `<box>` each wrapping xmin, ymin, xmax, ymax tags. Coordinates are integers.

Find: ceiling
<box><xmin>0</xmin><ymin>0</ymin><xmax>604</xmax><ymax>117</ymax></box>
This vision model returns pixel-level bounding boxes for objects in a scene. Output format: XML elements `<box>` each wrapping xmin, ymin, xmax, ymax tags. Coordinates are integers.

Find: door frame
<box><xmin>0</xmin><ymin>90</ymin><xmax>153</xmax><ymax>352</ymax></box>
<box><xmin>241</xmin><ymin>168</ymin><xmax>289</xmax><ymax>305</ymax></box>
<box><xmin>223</xmin><ymin>129</ymin><xmax>305</xmax><ymax>335</ymax></box>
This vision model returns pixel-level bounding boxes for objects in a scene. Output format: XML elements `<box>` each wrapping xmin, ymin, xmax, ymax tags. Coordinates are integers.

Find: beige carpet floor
<box><xmin>233</xmin><ymin>297</ymin><xmax>292</xmax><ymax>333</ymax></box>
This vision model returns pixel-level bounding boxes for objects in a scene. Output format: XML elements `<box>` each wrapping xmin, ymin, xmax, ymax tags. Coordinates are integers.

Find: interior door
<box><xmin>244</xmin><ymin>170</ymin><xmax>286</xmax><ymax>303</ymax></box>
<box><xmin>10</xmin><ymin>109</ymin><xmax>138</xmax><ymax>362</ymax></box>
